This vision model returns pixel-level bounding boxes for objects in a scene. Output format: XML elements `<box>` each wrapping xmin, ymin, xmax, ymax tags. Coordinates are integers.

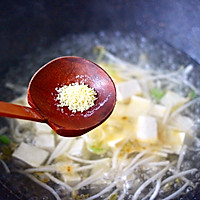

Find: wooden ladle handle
<box><xmin>0</xmin><ymin>101</ymin><xmax>45</xmax><ymax>122</ymax></box>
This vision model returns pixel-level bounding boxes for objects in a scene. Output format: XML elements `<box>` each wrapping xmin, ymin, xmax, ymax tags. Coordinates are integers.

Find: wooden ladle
<box><xmin>0</xmin><ymin>57</ymin><xmax>116</xmax><ymax>137</ymax></box>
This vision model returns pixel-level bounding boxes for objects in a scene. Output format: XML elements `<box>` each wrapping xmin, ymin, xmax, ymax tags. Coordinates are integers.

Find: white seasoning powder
<box><xmin>55</xmin><ymin>82</ymin><xmax>98</xmax><ymax>113</ymax></box>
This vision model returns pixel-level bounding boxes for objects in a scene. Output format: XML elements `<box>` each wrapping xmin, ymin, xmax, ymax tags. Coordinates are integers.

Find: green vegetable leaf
<box><xmin>0</xmin><ymin>135</ymin><xmax>10</xmax><ymax>144</ymax></box>
<box><xmin>151</xmin><ymin>87</ymin><xmax>165</xmax><ymax>101</ymax></box>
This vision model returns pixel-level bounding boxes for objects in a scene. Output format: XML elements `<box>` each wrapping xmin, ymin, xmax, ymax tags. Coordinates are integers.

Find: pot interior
<box><xmin>1</xmin><ymin>32</ymin><xmax>200</xmax><ymax>199</ymax></box>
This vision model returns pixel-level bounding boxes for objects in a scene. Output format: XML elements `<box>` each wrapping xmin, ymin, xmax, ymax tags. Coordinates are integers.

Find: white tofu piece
<box><xmin>12</xmin><ymin>142</ymin><xmax>49</xmax><ymax>167</ymax></box>
<box><xmin>150</xmin><ymin>104</ymin><xmax>166</xmax><ymax>118</ymax></box>
<box><xmin>160</xmin><ymin>91</ymin><xmax>187</xmax><ymax>108</ymax></box>
<box><xmin>33</xmin><ymin>134</ymin><xmax>55</xmax><ymax>151</ymax></box>
<box><xmin>61</xmin><ymin>173</ymin><xmax>81</xmax><ymax>186</ymax></box>
<box><xmin>107</xmin><ymin>136</ymin><xmax>124</xmax><ymax>147</ymax></box>
<box><xmin>68</xmin><ymin>138</ymin><xmax>89</xmax><ymax>158</ymax></box>
<box><xmin>164</xmin><ymin>127</ymin><xmax>194</xmax><ymax>154</ymax></box>
<box><xmin>127</xmin><ymin>96</ymin><xmax>166</xmax><ymax>118</ymax></box>
<box><xmin>91</xmin><ymin>159</ymin><xmax>110</xmax><ymax>175</ymax></box>
<box><xmin>136</xmin><ymin>115</ymin><xmax>158</xmax><ymax>143</ymax></box>
<box><xmin>127</xmin><ymin>96</ymin><xmax>151</xmax><ymax>117</ymax></box>
<box><xmin>35</xmin><ymin>122</ymin><xmax>53</xmax><ymax>135</ymax></box>
<box><xmin>12</xmin><ymin>95</ymin><xmax>29</xmax><ymax>106</ymax></box>
<box><xmin>168</xmin><ymin>115</ymin><xmax>194</xmax><ymax>132</ymax></box>
<box><xmin>116</xmin><ymin>79</ymin><xmax>142</xmax><ymax>101</ymax></box>
<box><xmin>175</xmin><ymin>132</ymin><xmax>186</xmax><ymax>154</ymax></box>
<box><xmin>166</xmin><ymin>130</ymin><xmax>186</xmax><ymax>154</ymax></box>
<box><xmin>110</xmin><ymin>102</ymin><xmax>128</xmax><ymax>118</ymax></box>
<box><xmin>179</xmin><ymin>132</ymin><xmax>186</xmax><ymax>146</ymax></box>
<box><xmin>183</xmin><ymin>132</ymin><xmax>194</xmax><ymax>146</ymax></box>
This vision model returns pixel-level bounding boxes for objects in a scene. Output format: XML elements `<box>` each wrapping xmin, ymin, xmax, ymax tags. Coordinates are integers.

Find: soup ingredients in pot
<box><xmin>55</xmin><ymin>82</ymin><xmax>98</xmax><ymax>113</ymax></box>
<box><xmin>6</xmin><ymin>49</ymin><xmax>200</xmax><ymax>199</ymax></box>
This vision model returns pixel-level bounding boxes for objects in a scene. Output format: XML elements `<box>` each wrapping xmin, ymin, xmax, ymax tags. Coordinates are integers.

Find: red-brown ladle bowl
<box><xmin>0</xmin><ymin>57</ymin><xmax>116</xmax><ymax>137</ymax></box>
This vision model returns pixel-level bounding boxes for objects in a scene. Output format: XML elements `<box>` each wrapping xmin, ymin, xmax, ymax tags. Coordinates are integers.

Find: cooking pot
<box><xmin>0</xmin><ymin>0</ymin><xmax>200</xmax><ymax>199</ymax></box>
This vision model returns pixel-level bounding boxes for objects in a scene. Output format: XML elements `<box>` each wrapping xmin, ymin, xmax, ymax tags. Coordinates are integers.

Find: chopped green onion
<box><xmin>189</xmin><ymin>90</ymin><xmax>196</xmax><ymax>99</ymax></box>
<box><xmin>110</xmin><ymin>193</ymin><xmax>118</xmax><ymax>200</ymax></box>
<box><xmin>89</xmin><ymin>146</ymin><xmax>106</xmax><ymax>155</ymax></box>
<box><xmin>151</xmin><ymin>87</ymin><xmax>165</xmax><ymax>101</ymax></box>
<box><xmin>0</xmin><ymin>135</ymin><xmax>10</xmax><ymax>144</ymax></box>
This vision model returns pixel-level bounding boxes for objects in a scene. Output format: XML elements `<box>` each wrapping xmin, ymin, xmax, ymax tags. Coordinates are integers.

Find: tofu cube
<box><xmin>116</xmin><ymin>79</ymin><xmax>142</xmax><ymax>101</ymax></box>
<box><xmin>35</xmin><ymin>122</ymin><xmax>53</xmax><ymax>135</ymax></box>
<box><xmin>168</xmin><ymin>115</ymin><xmax>194</xmax><ymax>132</ymax></box>
<box><xmin>61</xmin><ymin>173</ymin><xmax>81</xmax><ymax>186</ymax></box>
<box><xmin>164</xmin><ymin>126</ymin><xmax>194</xmax><ymax>154</ymax></box>
<box><xmin>127</xmin><ymin>96</ymin><xmax>166</xmax><ymax>118</ymax></box>
<box><xmin>107</xmin><ymin>136</ymin><xmax>125</xmax><ymax>147</ymax></box>
<box><xmin>182</xmin><ymin>132</ymin><xmax>193</xmax><ymax>146</ymax></box>
<box><xmin>166</xmin><ymin>130</ymin><xmax>186</xmax><ymax>154</ymax></box>
<box><xmin>136</xmin><ymin>115</ymin><xmax>158</xmax><ymax>143</ymax></box>
<box><xmin>175</xmin><ymin>132</ymin><xmax>186</xmax><ymax>154</ymax></box>
<box><xmin>12</xmin><ymin>142</ymin><xmax>49</xmax><ymax>167</ymax></box>
<box><xmin>160</xmin><ymin>91</ymin><xmax>187</xmax><ymax>108</ymax></box>
<box><xmin>110</xmin><ymin>102</ymin><xmax>128</xmax><ymax>118</ymax></box>
<box><xmin>33</xmin><ymin>134</ymin><xmax>55</xmax><ymax>151</ymax></box>
<box><xmin>127</xmin><ymin>96</ymin><xmax>151</xmax><ymax>117</ymax></box>
<box><xmin>12</xmin><ymin>95</ymin><xmax>29</xmax><ymax>106</ymax></box>
<box><xmin>68</xmin><ymin>138</ymin><xmax>89</xmax><ymax>158</ymax></box>
<box><xmin>150</xmin><ymin>104</ymin><xmax>166</xmax><ymax>118</ymax></box>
